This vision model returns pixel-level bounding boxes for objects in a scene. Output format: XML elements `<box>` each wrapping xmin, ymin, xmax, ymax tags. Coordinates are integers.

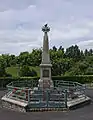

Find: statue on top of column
<box><xmin>42</xmin><ymin>24</ymin><xmax>50</xmax><ymax>33</ymax></box>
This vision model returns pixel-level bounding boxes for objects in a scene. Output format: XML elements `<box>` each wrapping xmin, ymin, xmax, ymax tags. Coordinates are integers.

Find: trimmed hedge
<box><xmin>52</xmin><ymin>75</ymin><xmax>93</xmax><ymax>84</ymax></box>
<box><xmin>0</xmin><ymin>75</ymin><xmax>93</xmax><ymax>88</ymax></box>
<box><xmin>0</xmin><ymin>77</ymin><xmax>39</xmax><ymax>88</ymax></box>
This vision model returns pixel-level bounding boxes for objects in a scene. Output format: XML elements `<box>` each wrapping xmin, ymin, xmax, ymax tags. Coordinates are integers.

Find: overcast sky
<box><xmin>0</xmin><ymin>0</ymin><xmax>93</xmax><ymax>55</ymax></box>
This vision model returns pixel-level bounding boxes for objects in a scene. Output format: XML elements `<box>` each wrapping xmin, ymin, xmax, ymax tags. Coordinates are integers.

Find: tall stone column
<box><xmin>38</xmin><ymin>24</ymin><xmax>53</xmax><ymax>90</ymax></box>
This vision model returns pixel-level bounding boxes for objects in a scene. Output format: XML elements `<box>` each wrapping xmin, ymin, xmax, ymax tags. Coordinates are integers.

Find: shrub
<box><xmin>20</xmin><ymin>65</ymin><xmax>37</xmax><ymax>77</ymax></box>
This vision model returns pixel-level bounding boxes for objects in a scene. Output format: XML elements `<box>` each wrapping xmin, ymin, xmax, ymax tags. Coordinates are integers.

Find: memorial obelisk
<box><xmin>39</xmin><ymin>24</ymin><xmax>53</xmax><ymax>90</ymax></box>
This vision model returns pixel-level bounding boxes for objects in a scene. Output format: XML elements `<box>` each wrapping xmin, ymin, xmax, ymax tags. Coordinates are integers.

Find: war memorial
<box><xmin>1</xmin><ymin>24</ymin><xmax>91</xmax><ymax>112</ymax></box>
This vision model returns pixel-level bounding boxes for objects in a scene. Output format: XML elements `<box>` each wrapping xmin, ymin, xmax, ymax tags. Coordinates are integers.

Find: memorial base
<box><xmin>38</xmin><ymin>79</ymin><xmax>53</xmax><ymax>90</ymax></box>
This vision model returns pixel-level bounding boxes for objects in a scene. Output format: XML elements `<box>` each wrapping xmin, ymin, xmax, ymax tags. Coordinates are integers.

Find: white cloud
<box><xmin>77</xmin><ymin>40</ymin><xmax>93</xmax><ymax>50</ymax></box>
<box><xmin>51</xmin><ymin>28</ymin><xmax>90</xmax><ymax>41</ymax></box>
<box><xmin>0</xmin><ymin>29</ymin><xmax>42</xmax><ymax>55</ymax></box>
<box><xmin>0</xmin><ymin>0</ymin><xmax>93</xmax><ymax>55</ymax></box>
<box><xmin>0</xmin><ymin>0</ymin><xmax>35</xmax><ymax>11</ymax></box>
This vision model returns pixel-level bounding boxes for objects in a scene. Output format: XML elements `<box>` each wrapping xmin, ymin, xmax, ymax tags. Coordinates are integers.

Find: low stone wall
<box><xmin>2</xmin><ymin>100</ymin><xmax>26</xmax><ymax>112</ymax></box>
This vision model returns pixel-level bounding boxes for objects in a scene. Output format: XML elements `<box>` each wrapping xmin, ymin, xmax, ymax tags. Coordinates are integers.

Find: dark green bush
<box><xmin>19</xmin><ymin>65</ymin><xmax>37</xmax><ymax>77</ymax></box>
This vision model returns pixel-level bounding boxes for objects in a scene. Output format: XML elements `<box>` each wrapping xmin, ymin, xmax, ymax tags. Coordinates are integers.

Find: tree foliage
<box><xmin>19</xmin><ymin>65</ymin><xmax>37</xmax><ymax>77</ymax></box>
<box><xmin>0</xmin><ymin>45</ymin><xmax>92</xmax><ymax>77</ymax></box>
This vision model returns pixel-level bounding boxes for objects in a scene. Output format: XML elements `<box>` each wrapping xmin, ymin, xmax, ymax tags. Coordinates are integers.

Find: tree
<box><xmin>52</xmin><ymin>58</ymin><xmax>73</xmax><ymax>76</ymax></box>
<box><xmin>84</xmin><ymin>49</ymin><xmax>89</xmax><ymax>56</ymax></box>
<box><xmin>58</xmin><ymin>46</ymin><xmax>64</xmax><ymax>53</ymax></box>
<box><xmin>65</xmin><ymin>45</ymin><xmax>81</xmax><ymax>61</ymax></box>
<box><xmin>19</xmin><ymin>65</ymin><xmax>30</xmax><ymax>77</ymax></box>
<box><xmin>20</xmin><ymin>65</ymin><xmax>37</xmax><ymax>77</ymax></box>
<box><xmin>0</xmin><ymin>56</ymin><xmax>7</xmax><ymax>77</ymax></box>
<box><xmin>80</xmin><ymin>50</ymin><xmax>85</xmax><ymax>60</ymax></box>
<box><xmin>18</xmin><ymin>51</ymin><xmax>29</xmax><ymax>66</ymax></box>
<box><xmin>78</xmin><ymin>61</ymin><xmax>88</xmax><ymax>74</ymax></box>
<box><xmin>65</xmin><ymin>60</ymin><xmax>89</xmax><ymax>75</ymax></box>
<box><xmin>89</xmin><ymin>49</ymin><xmax>93</xmax><ymax>56</ymax></box>
<box><xmin>85</xmin><ymin>67</ymin><xmax>93</xmax><ymax>75</ymax></box>
<box><xmin>31</xmin><ymin>49</ymin><xmax>42</xmax><ymax>66</ymax></box>
<box><xmin>9</xmin><ymin>55</ymin><xmax>16</xmax><ymax>66</ymax></box>
<box><xmin>52</xmin><ymin>46</ymin><xmax>57</xmax><ymax>51</ymax></box>
<box><xmin>0</xmin><ymin>44</ymin><xmax>92</xmax><ymax>77</ymax></box>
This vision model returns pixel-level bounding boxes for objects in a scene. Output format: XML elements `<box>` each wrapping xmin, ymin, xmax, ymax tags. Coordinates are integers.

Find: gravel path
<box><xmin>0</xmin><ymin>89</ymin><xmax>93</xmax><ymax>120</ymax></box>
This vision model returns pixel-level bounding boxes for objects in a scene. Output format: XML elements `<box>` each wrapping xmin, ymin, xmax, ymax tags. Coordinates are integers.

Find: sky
<box><xmin>0</xmin><ymin>0</ymin><xmax>93</xmax><ymax>55</ymax></box>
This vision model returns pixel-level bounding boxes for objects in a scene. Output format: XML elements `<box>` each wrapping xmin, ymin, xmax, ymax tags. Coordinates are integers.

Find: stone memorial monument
<box><xmin>1</xmin><ymin>24</ymin><xmax>91</xmax><ymax>112</ymax></box>
<box><xmin>38</xmin><ymin>24</ymin><xmax>53</xmax><ymax>89</ymax></box>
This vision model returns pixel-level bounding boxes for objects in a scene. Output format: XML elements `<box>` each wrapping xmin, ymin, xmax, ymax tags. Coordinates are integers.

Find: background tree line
<box><xmin>0</xmin><ymin>45</ymin><xmax>93</xmax><ymax>77</ymax></box>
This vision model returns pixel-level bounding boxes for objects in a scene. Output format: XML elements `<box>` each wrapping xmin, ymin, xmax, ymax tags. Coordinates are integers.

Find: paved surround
<box><xmin>0</xmin><ymin>89</ymin><xmax>93</xmax><ymax>120</ymax></box>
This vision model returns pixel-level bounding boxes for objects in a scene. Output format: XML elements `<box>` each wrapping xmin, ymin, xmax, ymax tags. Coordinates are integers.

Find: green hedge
<box><xmin>0</xmin><ymin>77</ymin><xmax>39</xmax><ymax>88</ymax></box>
<box><xmin>52</xmin><ymin>75</ymin><xmax>93</xmax><ymax>84</ymax></box>
<box><xmin>0</xmin><ymin>75</ymin><xmax>93</xmax><ymax>88</ymax></box>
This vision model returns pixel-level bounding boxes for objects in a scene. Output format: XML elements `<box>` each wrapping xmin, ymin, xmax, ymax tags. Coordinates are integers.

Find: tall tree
<box><xmin>65</xmin><ymin>45</ymin><xmax>81</xmax><ymax>61</ymax></box>
<box><xmin>84</xmin><ymin>49</ymin><xmax>89</xmax><ymax>56</ymax></box>
<box><xmin>52</xmin><ymin>46</ymin><xmax>57</xmax><ymax>51</ymax></box>
<box><xmin>0</xmin><ymin>56</ymin><xmax>7</xmax><ymax>76</ymax></box>
<box><xmin>89</xmin><ymin>49</ymin><xmax>93</xmax><ymax>56</ymax></box>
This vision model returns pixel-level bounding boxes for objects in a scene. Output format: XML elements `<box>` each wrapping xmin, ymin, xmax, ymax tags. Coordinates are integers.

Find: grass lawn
<box><xmin>6</xmin><ymin>66</ymin><xmax>40</xmax><ymax>77</ymax></box>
